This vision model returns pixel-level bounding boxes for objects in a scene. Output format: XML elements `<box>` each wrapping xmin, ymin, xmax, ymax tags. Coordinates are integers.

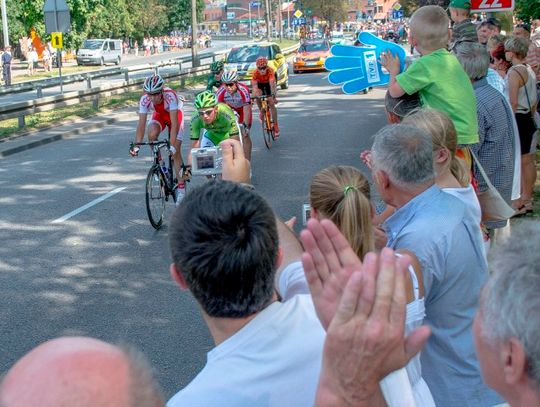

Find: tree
<box><xmin>167</xmin><ymin>0</ymin><xmax>204</xmax><ymax>33</ymax></box>
<box><xmin>515</xmin><ymin>0</ymin><xmax>540</xmax><ymax>22</ymax></box>
<box><xmin>302</xmin><ymin>0</ymin><xmax>348</xmax><ymax>30</ymax></box>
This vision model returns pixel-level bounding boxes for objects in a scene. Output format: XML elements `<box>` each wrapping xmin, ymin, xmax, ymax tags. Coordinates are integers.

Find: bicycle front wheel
<box><xmin>145</xmin><ymin>165</ymin><xmax>166</xmax><ymax>229</ymax></box>
<box><xmin>262</xmin><ymin>110</ymin><xmax>273</xmax><ymax>149</ymax></box>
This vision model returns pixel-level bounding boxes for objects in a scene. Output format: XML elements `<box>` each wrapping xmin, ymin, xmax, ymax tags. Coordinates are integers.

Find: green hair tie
<box><xmin>343</xmin><ymin>185</ymin><xmax>357</xmax><ymax>196</ymax></box>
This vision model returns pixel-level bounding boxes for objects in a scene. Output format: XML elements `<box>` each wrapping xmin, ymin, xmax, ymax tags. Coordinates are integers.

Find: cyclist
<box><xmin>216</xmin><ymin>70</ymin><xmax>253</xmax><ymax>160</ymax></box>
<box><xmin>188</xmin><ymin>91</ymin><xmax>242</xmax><ymax>173</ymax></box>
<box><xmin>251</xmin><ymin>56</ymin><xmax>280</xmax><ymax>138</ymax></box>
<box><xmin>130</xmin><ymin>74</ymin><xmax>186</xmax><ymax>203</ymax></box>
<box><xmin>206</xmin><ymin>60</ymin><xmax>224</xmax><ymax>92</ymax></box>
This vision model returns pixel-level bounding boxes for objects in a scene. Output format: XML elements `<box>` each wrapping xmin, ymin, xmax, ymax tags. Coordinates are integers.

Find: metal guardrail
<box><xmin>0</xmin><ymin>43</ymin><xmax>299</xmax><ymax>129</ymax></box>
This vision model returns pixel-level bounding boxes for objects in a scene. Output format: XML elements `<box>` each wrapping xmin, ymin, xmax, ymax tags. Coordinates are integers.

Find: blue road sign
<box><xmin>250</xmin><ymin>1</ymin><xmax>260</xmax><ymax>7</ymax></box>
<box><xmin>292</xmin><ymin>17</ymin><xmax>306</xmax><ymax>26</ymax></box>
<box><xmin>392</xmin><ymin>9</ymin><xmax>404</xmax><ymax>19</ymax></box>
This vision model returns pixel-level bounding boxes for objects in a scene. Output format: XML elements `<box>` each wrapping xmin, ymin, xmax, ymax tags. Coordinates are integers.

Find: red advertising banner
<box><xmin>471</xmin><ymin>0</ymin><xmax>514</xmax><ymax>12</ymax></box>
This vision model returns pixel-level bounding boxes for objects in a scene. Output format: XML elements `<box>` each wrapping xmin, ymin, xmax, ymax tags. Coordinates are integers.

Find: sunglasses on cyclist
<box><xmin>224</xmin><ymin>82</ymin><xmax>236</xmax><ymax>88</ymax></box>
<box><xmin>257</xmin><ymin>66</ymin><xmax>268</xmax><ymax>70</ymax></box>
<box><xmin>198</xmin><ymin>108</ymin><xmax>215</xmax><ymax>117</ymax></box>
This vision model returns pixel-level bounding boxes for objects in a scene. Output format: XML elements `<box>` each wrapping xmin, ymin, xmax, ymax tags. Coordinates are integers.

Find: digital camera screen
<box><xmin>197</xmin><ymin>155</ymin><xmax>215</xmax><ymax>169</ymax></box>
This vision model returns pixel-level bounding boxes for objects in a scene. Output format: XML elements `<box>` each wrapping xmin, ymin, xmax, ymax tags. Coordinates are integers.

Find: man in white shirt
<box><xmin>167</xmin><ymin>140</ymin><xmax>403</xmax><ymax>407</ymax></box>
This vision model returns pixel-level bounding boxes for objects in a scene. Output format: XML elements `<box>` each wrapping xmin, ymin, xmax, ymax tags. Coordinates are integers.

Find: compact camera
<box><xmin>191</xmin><ymin>147</ymin><xmax>223</xmax><ymax>176</ymax></box>
<box><xmin>302</xmin><ymin>203</ymin><xmax>311</xmax><ymax>225</ymax></box>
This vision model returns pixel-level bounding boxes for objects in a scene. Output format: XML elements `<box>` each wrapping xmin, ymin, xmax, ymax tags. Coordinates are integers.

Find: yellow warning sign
<box><xmin>51</xmin><ymin>32</ymin><xmax>63</xmax><ymax>49</ymax></box>
<box><xmin>294</xmin><ymin>10</ymin><xmax>303</xmax><ymax>18</ymax></box>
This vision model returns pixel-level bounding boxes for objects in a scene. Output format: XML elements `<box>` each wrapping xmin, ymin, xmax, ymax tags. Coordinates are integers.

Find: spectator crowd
<box><xmin>1</xmin><ymin>3</ymin><xmax>540</xmax><ymax>407</ymax></box>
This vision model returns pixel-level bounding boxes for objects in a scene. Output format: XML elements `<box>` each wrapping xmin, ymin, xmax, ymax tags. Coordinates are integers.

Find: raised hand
<box><xmin>324</xmin><ymin>32</ymin><xmax>406</xmax><ymax>94</ymax></box>
<box><xmin>315</xmin><ymin>248</ymin><xmax>431</xmax><ymax>406</ymax></box>
<box><xmin>300</xmin><ymin>218</ymin><xmax>362</xmax><ymax>330</ymax></box>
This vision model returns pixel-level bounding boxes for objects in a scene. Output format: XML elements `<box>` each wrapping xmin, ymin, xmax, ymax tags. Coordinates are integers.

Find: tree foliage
<box><xmin>302</xmin><ymin>0</ymin><xmax>348</xmax><ymax>28</ymax></box>
<box><xmin>515</xmin><ymin>0</ymin><xmax>540</xmax><ymax>22</ymax></box>
<box><xmin>0</xmin><ymin>0</ymin><xmax>205</xmax><ymax>49</ymax></box>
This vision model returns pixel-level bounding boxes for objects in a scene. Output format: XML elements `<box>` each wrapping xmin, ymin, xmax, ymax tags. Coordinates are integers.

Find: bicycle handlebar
<box><xmin>132</xmin><ymin>140</ymin><xmax>170</xmax><ymax>147</ymax></box>
<box><xmin>251</xmin><ymin>94</ymin><xmax>276</xmax><ymax>100</ymax></box>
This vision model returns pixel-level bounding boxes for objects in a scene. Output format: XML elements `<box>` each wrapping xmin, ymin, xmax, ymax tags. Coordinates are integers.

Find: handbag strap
<box><xmin>514</xmin><ymin>66</ymin><xmax>535</xmax><ymax>118</ymax></box>
<box><xmin>470</xmin><ymin>150</ymin><xmax>497</xmax><ymax>191</ymax></box>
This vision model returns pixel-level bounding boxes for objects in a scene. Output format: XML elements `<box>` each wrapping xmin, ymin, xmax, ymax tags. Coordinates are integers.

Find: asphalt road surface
<box><xmin>0</xmin><ymin>69</ymin><xmax>388</xmax><ymax>399</ymax></box>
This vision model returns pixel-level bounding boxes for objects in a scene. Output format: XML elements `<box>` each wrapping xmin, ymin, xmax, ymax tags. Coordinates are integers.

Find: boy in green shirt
<box><xmin>380</xmin><ymin>5</ymin><xmax>479</xmax><ymax>146</ymax></box>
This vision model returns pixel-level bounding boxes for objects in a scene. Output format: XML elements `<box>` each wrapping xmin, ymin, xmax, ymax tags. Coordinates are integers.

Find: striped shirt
<box><xmin>469</xmin><ymin>78</ymin><xmax>515</xmax><ymax>229</ymax></box>
<box><xmin>525</xmin><ymin>38</ymin><xmax>540</xmax><ymax>82</ymax></box>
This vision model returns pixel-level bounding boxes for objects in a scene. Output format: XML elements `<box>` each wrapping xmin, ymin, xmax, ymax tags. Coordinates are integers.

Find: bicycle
<box><xmin>131</xmin><ymin>140</ymin><xmax>188</xmax><ymax>229</ymax></box>
<box><xmin>253</xmin><ymin>95</ymin><xmax>276</xmax><ymax>150</ymax></box>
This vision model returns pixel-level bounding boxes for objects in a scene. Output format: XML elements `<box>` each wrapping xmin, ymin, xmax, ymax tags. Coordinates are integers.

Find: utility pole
<box><xmin>264</xmin><ymin>0</ymin><xmax>271</xmax><ymax>41</ymax></box>
<box><xmin>1</xmin><ymin>0</ymin><xmax>8</xmax><ymax>47</ymax></box>
<box><xmin>191</xmin><ymin>0</ymin><xmax>199</xmax><ymax>67</ymax></box>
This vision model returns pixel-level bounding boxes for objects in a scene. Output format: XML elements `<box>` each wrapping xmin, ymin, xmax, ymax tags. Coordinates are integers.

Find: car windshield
<box><xmin>300</xmin><ymin>42</ymin><xmax>329</xmax><ymax>53</ymax></box>
<box><xmin>82</xmin><ymin>40</ymin><xmax>104</xmax><ymax>50</ymax></box>
<box><xmin>227</xmin><ymin>46</ymin><xmax>270</xmax><ymax>63</ymax></box>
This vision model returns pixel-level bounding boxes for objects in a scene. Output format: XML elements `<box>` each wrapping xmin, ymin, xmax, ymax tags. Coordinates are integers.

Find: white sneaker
<box><xmin>175</xmin><ymin>183</ymin><xmax>186</xmax><ymax>206</ymax></box>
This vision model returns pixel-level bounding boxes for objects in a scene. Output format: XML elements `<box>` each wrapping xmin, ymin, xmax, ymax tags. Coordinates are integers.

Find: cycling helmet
<box><xmin>256</xmin><ymin>56</ymin><xmax>268</xmax><ymax>68</ymax></box>
<box><xmin>194</xmin><ymin>91</ymin><xmax>218</xmax><ymax>109</ymax></box>
<box><xmin>143</xmin><ymin>74</ymin><xmax>164</xmax><ymax>94</ymax></box>
<box><xmin>210</xmin><ymin>60</ymin><xmax>224</xmax><ymax>73</ymax></box>
<box><xmin>221</xmin><ymin>70</ymin><xmax>238</xmax><ymax>84</ymax></box>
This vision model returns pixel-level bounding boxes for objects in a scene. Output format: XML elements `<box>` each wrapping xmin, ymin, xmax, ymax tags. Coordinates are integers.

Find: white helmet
<box><xmin>143</xmin><ymin>74</ymin><xmax>164</xmax><ymax>94</ymax></box>
<box><xmin>221</xmin><ymin>70</ymin><xmax>238</xmax><ymax>84</ymax></box>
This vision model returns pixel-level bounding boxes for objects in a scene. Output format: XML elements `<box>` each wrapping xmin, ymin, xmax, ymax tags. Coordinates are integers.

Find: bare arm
<box><xmin>507</xmin><ymin>68</ymin><xmax>522</xmax><ymax>113</ymax></box>
<box><xmin>168</xmin><ymin>109</ymin><xmax>179</xmax><ymax>145</ymax></box>
<box><xmin>275</xmin><ymin>217</ymin><xmax>304</xmax><ymax>292</ymax></box>
<box><xmin>134</xmin><ymin>113</ymin><xmax>148</xmax><ymax>143</ymax></box>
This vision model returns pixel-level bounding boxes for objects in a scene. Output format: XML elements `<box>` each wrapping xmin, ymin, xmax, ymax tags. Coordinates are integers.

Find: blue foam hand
<box><xmin>324</xmin><ymin>32</ymin><xmax>407</xmax><ymax>95</ymax></box>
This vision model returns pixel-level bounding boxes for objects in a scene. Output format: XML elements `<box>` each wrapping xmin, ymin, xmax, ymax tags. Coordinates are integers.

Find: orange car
<box><xmin>292</xmin><ymin>40</ymin><xmax>331</xmax><ymax>73</ymax></box>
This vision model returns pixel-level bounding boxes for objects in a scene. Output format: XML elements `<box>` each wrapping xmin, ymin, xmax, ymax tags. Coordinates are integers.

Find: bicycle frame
<box><xmin>134</xmin><ymin>140</ymin><xmax>175</xmax><ymax>194</ymax></box>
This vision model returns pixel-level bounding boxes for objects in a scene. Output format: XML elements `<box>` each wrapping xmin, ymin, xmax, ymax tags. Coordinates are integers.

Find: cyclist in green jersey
<box><xmin>206</xmin><ymin>60</ymin><xmax>224</xmax><ymax>92</ymax></box>
<box><xmin>190</xmin><ymin>91</ymin><xmax>241</xmax><ymax>149</ymax></box>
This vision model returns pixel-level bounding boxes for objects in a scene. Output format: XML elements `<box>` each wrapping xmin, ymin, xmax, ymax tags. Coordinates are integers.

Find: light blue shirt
<box><xmin>384</xmin><ymin>185</ymin><xmax>502</xmax><ymax>407</ymax></box>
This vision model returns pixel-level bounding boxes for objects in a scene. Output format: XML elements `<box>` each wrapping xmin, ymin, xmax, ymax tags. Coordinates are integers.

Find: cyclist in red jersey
<box><xmin>216</xmin><ymin>70</ymin><xmax>253</xmax><ymax>160</ymax></box>
<box><xmin>130</xmin><ymin>74</ymin><xmax>186</xmax><ymax>203</ymax></box>
<box><xmin>251</xmin><ymin>56</ymin><xmax>280</xmax><ymax>137</ymax></box>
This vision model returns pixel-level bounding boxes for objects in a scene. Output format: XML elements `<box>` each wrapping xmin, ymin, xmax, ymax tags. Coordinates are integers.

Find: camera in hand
<box><xmin>191</xmin><ymin>147</ymin><xmax>223</xmax><ymax>176</ymax></box>
<box><xmin>302</xmin><ymin>203</ymin><xmax>311</xmax><ymax>225</ymax></box>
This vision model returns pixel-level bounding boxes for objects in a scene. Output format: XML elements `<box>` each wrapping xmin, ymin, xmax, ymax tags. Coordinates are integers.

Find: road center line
<box><xmin>51</xmin><ymin>187</ymin><xmax>126</xmax><ymax>224</ymax></box>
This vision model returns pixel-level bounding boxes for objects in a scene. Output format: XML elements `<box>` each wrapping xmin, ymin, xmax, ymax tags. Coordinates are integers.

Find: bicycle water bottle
<box><xmin>158</xmin><ymin>155</ymin><xmax>168</xmax><ymax>175</ymax></box>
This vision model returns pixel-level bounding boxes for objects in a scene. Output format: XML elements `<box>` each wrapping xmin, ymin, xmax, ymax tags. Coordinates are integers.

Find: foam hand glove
<box><xmin>324</xmin><ymin>32</ymin><xmax>406</xmax><ymax>94</ymax></box>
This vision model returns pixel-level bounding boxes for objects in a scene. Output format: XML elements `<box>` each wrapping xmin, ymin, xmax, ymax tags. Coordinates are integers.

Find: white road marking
<box><xmin>52</xmin><ymin>187</ymin><xmax>126</xmax><ymax>224</ymax></box>
<box><xmin>321</xmin><ymin>74</ymin><xmax>329</xmax><ymax>80</ymax></box>
<box><xmin>302</xmin><ymin>86</ymin><xmax>311</xmax><ymax>92</ymax></box>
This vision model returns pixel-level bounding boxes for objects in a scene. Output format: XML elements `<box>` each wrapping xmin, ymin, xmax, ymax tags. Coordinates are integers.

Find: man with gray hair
<box><xmin>370</xmin><ymin>124</ymin><xmax>502</xmax><ymax>406</ymax></box>
<box><xmin>474</xmin><ymin>220</ymin><xmax>540</xmax><ymax>406</ymax></box>
<box><xmin>454</xmin><ymin>41</ymin><xmax>517</xmax><ymax>238</ymax></box>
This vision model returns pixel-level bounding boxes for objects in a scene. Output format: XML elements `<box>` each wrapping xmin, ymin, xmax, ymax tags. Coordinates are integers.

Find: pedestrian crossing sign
<box><xmin>51</xmin><ymin>32</ymin><xmax>63</xmax><ymax>49</ymax></box>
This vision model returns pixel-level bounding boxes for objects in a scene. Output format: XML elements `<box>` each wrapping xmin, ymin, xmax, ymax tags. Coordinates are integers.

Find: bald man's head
<box><xmin>0</xmin><ymin>337</ymin><xmax>163</xmax><ymax>407</ymax></box>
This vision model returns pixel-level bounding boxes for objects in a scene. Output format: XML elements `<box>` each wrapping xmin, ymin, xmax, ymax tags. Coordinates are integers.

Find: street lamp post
<box><xmin>1</xmin><ymin>0</ymin><xmax>9</xmax><ymax>47</ymax></box>
<box><xmin>191</xmin><ymin>0</ymin><xmax>199</xmax><ymax>67</ymax></box>
<box><xmin>248</xmin><ymin>2</ymin><xmax>252</xmax><ymax>38</ymax></box>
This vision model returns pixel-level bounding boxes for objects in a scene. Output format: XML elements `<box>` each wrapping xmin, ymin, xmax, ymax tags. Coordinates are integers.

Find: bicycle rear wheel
<box><xmin>145</xmin><ymin>165</ymin><xmax>165</xmax><ymax>229</ymax></box>
<box><xmin>262</xmin><ymin>109</ymin><xmax>273</xmax><ymax>149</ymax></box>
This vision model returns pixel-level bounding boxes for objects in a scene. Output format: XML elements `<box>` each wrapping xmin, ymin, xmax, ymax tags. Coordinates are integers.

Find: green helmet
<box><xmin>210</xmin><ymin>60</ymin><xmax>224</xmax><ymax>73</ymax></box>
<box><xmin>194</xmin><ymin>91</ymin><xmax>218</xmax><ymax>109</ymax></box>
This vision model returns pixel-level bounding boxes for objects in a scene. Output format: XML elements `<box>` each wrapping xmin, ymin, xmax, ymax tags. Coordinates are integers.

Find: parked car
<box><xmin>330</xmin><ymin>31</ymin><xmax>347</xmax><ymax>45</ymax></box>
<box><xmin>77</xmin><ymin>39</ymin><xmax>122</xmax><ymax>66</ymax></box>
<box><xmin>224</xmin><ymin>42</ymin><xmax>289</xmax><ymax>89</ymax></box>
<box><xmin>293</xmin><ymin>40</ymin><xmax>331</xmax><ymax>73</ymax></box>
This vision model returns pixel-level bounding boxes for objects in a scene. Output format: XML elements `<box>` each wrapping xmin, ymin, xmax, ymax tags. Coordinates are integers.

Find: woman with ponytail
<box><xmin>309</xmin><ymin>165</ymin><xmax>435</xmax><ymax>407</ymax></box>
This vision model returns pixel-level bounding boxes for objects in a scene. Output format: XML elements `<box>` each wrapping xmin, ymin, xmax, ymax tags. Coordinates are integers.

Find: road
<box><xmin>0</xmin><ymin>39</ymin><xmax>248</xmax><ymax>106</ymax></box>
<box><xmin>0</xmin><ymin>69</ymin><xmax>388</xmax><ymax>399</ymax></box>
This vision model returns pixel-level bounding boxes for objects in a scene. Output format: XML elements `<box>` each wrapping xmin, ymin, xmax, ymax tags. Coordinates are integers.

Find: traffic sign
<box><xmin>294</xmin><ymin>10</ymin><xmax>303</xmax><ymax>18</ymax></box>
<box><xmin>471</xmin><ymin>0</ymin><xmax>514</xmax><ymax>12</ymax></box>
<box><xmin>392</xmin><ymin>10</ymin><xmax>404</xmax><ymax>19</ymax></box>
<box><xmin>250</xmin><ymin>1</ymin><xmax>260</xmax><ymax>7</ymax></box>
<box><xmin>51</xmin><ymin>32</ymin><xmax>63</xmax><ymax>49</ymax></box>
<box><xmin>227</xmin><ymin>11</ymin><xmax>235</xmax><ymax>20</ymax></box>
<box><xmin>292</xmin><ymin>17</ymin><xmax>306</xmax><ymax>26</ymax></box>
<box><xmin>392</xmin><ymin>3</ymin><xmax>402</xmax><ymax>10</ymax></box>
<box><xmin>43</xmin><ymin>0</ymin><xmax>71</xmax><ymax>34</ymax></box>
